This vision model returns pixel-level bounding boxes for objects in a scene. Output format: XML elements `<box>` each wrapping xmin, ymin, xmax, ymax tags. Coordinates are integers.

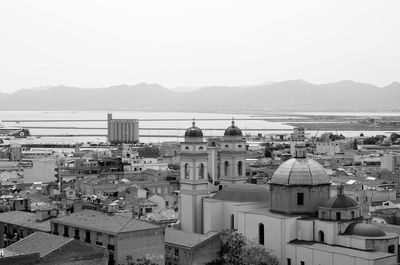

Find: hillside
<box><xmin>0</xmin><ymin>81</ymin><xmax>398</xmax><ymax>112</ymax></box>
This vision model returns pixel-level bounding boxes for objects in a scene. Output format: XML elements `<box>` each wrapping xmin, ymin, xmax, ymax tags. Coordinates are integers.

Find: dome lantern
<box><xmin>224</xmin><ymin>118</ymin><xmax>243</xmax><ymax>137</ymax></box>
<box><xmin>184</xmin><ymin>119</ymin><xmax>203</xmax><ymax>140</ymax></box>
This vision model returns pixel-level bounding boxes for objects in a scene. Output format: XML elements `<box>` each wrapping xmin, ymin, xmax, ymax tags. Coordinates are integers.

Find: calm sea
<box><xmin>0</xmin><ymin>111</ymin><xmax>398</xmax><ymax>144</ymax></box>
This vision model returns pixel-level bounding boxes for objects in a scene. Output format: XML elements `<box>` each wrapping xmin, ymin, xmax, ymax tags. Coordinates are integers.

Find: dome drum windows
<box><xmin>297</xmin><ymin>193</ymin><xmax>304</xmax><ymax>206</ymax></box>
<box><xmin>388</xmin><ymin>245</ymin><xmax>395</xmax><ymax>253</ymax></box>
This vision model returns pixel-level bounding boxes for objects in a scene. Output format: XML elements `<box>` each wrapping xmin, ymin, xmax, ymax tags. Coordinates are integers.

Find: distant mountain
<box><xmin>0</xmin><ymin>80</ymin><xmax>398</xmax><ymax>112</ymax></box>
<box><xmin>0</xmin><ymin>92</ymin><xmax>7</xmax><ymax>100</ymax></box>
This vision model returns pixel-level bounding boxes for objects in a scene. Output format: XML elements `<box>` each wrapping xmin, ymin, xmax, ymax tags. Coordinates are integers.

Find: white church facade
<box><xmin>179</xmin><ymin>123</ymin><xmax>398</xmax><ymax>265</ymax></box>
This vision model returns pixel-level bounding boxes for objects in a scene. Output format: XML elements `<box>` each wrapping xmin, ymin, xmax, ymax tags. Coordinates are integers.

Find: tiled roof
<box><xmin>52</xmin><ymin>210</ymin><xmax>160</xmax><ymax>234</ymax></box>
<box><xmin>165</xmin><ymin>228</ymin><xmax>219</xmax><ymax>249</ymax></box>
<box><xmin>6</xmin><ymin>232</ymin><xmax>72</xmax><ymax>258</ymax></box>
<box><xmin>0</xmin><ymin>211</ymin><xmax>51</xmax><ymax>231</ymax></box>
<box><xmin>271</xmin><ymin>158</ymin><xmax>331</xmax><ymax>185</ymax></box>
<box><xmin>212</xmin><ymin>184</ymin><xmax>269</xmax><ymax>202</ymax></box>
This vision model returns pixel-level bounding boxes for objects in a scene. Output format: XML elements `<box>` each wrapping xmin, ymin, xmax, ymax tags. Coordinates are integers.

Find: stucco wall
<box><xmin>117</xmin><ymin>228</ymin><xmax>165</xmax><ymax>265</ymax></box>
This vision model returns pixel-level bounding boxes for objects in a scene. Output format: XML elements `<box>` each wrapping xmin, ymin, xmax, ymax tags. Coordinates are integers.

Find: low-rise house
<box><xmin>3</xmin><ymin>231</ymin><xmax>108</xmax><ymax>265</ymax></box>
<box><xmin>0</xmin><ymin>209</ymin><xmax>54</xmax><ymax>247</ymax></box>
<box><xmin>165</xmin><ymin>228</ymin><xmax>220</xmax><ymax>265</ymax></box>
<box><xmin>51</xmin><ymin>209</ymin><xmax>165</xmax><ymax>265</ymax></box>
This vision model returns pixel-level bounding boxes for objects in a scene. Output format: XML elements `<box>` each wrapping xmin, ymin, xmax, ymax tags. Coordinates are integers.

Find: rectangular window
<box><xmin>174</xmin><ymin>248</ymin><xmax>179</xmax><ymax>256</ymax></box>
<box><xmin>297</xmin><ymin>193</ymin><xmax>304</xmax><ymax>205</ymax></box>
<box><xmin>108</xmin><ymin>235</ymin><xmax>115</xmax><ymax>251</ymax></box>
<box><xmin>74</xmin><ymin>228</ymin><xmax>80</xmax><ymax>239</ymax></box>
<box><xmin>287</xmin><ymin>258</ymin><xmax>291</xmax><ymax>265</ymax></box>
<box><xmin>336</xmin><ymin>212</ymin><xmax>341</xmax><ymax>220</ymax></box>
<box><xmin>96</xmin><ymin>232</ymin><xmax>102</xmax><ymax>245</ymax></box>
<box><xmin>63</xmin><ymin>226</ymin><xmax>69</xmax><ymax>237</ymax></box>
<box><xmin>85</xmin><ymin>230</ymin><xmax>91</xmax><ymax>243</ymax></box>
<box><xmin>300</xmin><ymin>261</ymin><xmax>305</xmax><ymax>265</ymax></box>
<box><xmin>53</xmin><ymin>223</ymin><xmax>59</xmax><ymax>235</ymax></box>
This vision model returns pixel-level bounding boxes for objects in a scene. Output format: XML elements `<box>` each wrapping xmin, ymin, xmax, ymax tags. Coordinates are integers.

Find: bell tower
<box><xmin>179</xmin><ymin>120</ymin><xmax>209</xmax><ymax>233</ymax></box>
<box><xmin>219</xmin><ymin>119</ymin><xmax>247</xmax><ymax>186</ymax></box>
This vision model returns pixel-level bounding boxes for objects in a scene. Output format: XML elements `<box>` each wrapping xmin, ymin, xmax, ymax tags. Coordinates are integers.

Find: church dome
<box><xmin>224</xmin><ymin>120</ymin><xmax>242</xmax><ymax>136</ymax></box>
<box><xmin>185</xmin><ymin>121</ymin><xmax>203</xmax><ymax>138</ymax></box>
<box><xmin>344</xmin><ymin>223</ymin><xmax>386</xmax><ymax>237</ymax></box>
<box><xmin>322</xmin><ymin>186</ymin><xmax>357</xmax><ymax>209</ymax></box>
<box><xmin>212</xmin><ymin>184</ymin><xmax>269</xmax><ymax>202</ymax></box>
<box><xmin>270</xmin><ymin>158</ymin><xmax>330</xmax><ymax>186</ymax></box>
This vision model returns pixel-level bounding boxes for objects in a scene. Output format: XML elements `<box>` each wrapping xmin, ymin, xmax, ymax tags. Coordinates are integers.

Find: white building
<box><xmin>219</xmin><ymin>120</ymin><xmax>247</xmax><ymax>186</ymax></box>
<box><xmin>124</xmin><ymin>157</ymin><xmax>168</xmax><ymax>172</ymax></box>
<box><xmin>200</xmin><ymin>143</ymin><xmax>398</xmax><ymax>265</ymax></box>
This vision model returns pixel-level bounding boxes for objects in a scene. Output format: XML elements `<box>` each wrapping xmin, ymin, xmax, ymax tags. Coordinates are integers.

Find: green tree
<box><xmin>214</xmin><ymin>230</ymin><xmax>279</xmax><ymax>265</ymax></box>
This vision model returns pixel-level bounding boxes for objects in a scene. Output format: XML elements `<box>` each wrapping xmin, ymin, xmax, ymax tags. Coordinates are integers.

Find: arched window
<box><xmin>238</xmin><ymin>161</ymin><xmax>243</xmax><ymax>176</ymax></box>
<box><xmin>351</xmin><ymin>211</ymin><xmax>355</xmax><ymax>219</ymax></box>
<box><xmin>185</xmin><ymin>146</ymin><xmax>189</xmax><ymax>150</ymax></box>
<box><xmin>336</xmin><ymin>212</ymin><xmax>341</xmax><ymax>220</ymax></box>
<box><xmin>238</xmin><ymin>145</ymin><xmax>242</xmax><ymax>148</ymax></box>
<box><xmin>388</xmin><ymin>245</ymin><xmax>395</xmax><ymax>253</ymax></box>
<box><xmin>259</xmin><ymin>223</ymin><xmax>264</xmax><ymax>245</ymax></box>
<box><xmin>184</xmin><ymin>163</ymin><xmax>189</xmax><ymax>179</ymax></box>
<box><xmin>199</xmin><ymin>163</ymin><xmax>204</xmax><ymax>179</ymax></box>
<box><xmin>199</xmin><ymin>146</ymin><xmax>203</xmax><ymax>150</ymax></box>
<box><xmin>319</xmin><ymin>231</ymin><xmax>325</xmax><ymax>243</ymax></box>
<box><xmin>224</xmin><ymin>161</ymin><xmax>229</xmax><ymax>176</ymax></box>
<box><xmin>225</xmin><ymin>144</ymin><xmax>229</xmax><ymax>148</ymax></box>
<box><xmin>230</xmin><ymin>214</ymin><xmax>234</xmax><ymax>230</ymax></box>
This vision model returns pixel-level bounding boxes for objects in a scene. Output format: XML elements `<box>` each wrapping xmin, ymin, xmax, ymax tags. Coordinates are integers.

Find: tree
<box><xmin>390</xmin><ymin>133</ymin><xmax>399</xmax><ymax>143</ymax></box>
<box><xmin>242</xmin><ymin>241</ymin><xmax>280</xmax><ymax>265</ymax></box>
<box><xmin>360</xmin><ymin>132</ymin><xmax>364</xmax><ymax>137</ymax></box>
<box><xmin>213</xmin><ymin>230</ymin><xmax>279</xmax><ymax>265</ymax></box>
<box><xmin>264</xmin><ymin>148</ymin><xmax>272</xmax><ymax>158</ymax></box>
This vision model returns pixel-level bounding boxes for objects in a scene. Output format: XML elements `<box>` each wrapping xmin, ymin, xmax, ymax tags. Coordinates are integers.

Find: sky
<box><xmin>0</xmin><ymin>0</ymin><xmax>399</xmax><ymax>93</ymax></box>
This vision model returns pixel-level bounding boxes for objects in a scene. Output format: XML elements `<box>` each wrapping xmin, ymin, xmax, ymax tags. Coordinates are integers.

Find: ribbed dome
<box><xmin>270</xmin><ymin>158</ymin><xmax>330</xmax><ymax>185</ymax></box>
<box><xmin>185</xmin><ymin>121</ymin><xmax>203</xmax><ymax>138</ymax></box>
<box><xmin>212</xmin><ymin>184</ymin><xmax>269</xmax><ymax>202</ymax></box>
<box><xmin>322</xmin><ymin>195</ymin><xmax>357</xmax><ymax>209</ymax></box>
<box><xmin>224</xmin><ymin>120</ymin><xmax>242</xmax><ymax>136</ymax></box>
<box><xmin>344</xmin><ymin>223</ymin><xmax>386</xmax><ymax>237</ymax></box>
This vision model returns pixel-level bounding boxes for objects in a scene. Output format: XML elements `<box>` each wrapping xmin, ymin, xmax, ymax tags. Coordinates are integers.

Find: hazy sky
<box><xmin>0</xmin><ymin>0</ymin><xmax>399</xmax><ymax>93</ymax></box>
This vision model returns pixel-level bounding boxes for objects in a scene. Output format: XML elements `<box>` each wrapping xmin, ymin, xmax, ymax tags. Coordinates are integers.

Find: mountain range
<box><xmin>0</xmin><ymin>80</ymin><xmax>399</xmax><ymax>112</ymax></box>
